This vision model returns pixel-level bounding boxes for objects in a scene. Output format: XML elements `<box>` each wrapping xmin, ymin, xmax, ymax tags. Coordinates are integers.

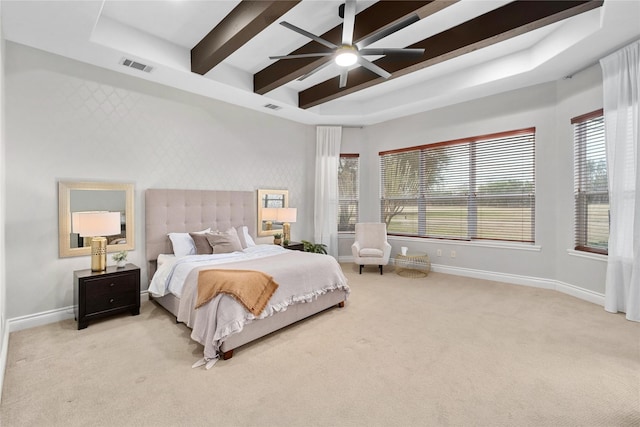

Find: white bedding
<box><xmin>148</xmin><ymin>245</ymin><xmax>282</xmax><ymax>297</ymax></box>
<box><xmin>149</xmin><ymin>245</ymin><xmax>350</xmax><ymax>359</ymax></box>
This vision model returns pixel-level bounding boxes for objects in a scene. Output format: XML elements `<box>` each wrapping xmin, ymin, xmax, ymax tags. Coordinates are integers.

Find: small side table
<box><xmin>74</xmin><ymin>263</ymin><xmax>140</xmax><ymax>330</ymax></box>
<box><xmin>395</xmin><ymin>253</ymin><xmax>431</xmax><ymax>278</ymax></box>
<box><xmin>283</xmin><ymin>241</ymin><xmax>305</xmax><ymax>252</ymax></box>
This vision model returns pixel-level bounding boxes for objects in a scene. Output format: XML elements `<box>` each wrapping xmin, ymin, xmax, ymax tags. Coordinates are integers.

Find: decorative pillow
<box><xmin>168</xmin><ymin>228</ymin><xmax>211</xmax><ymax>257</ymax></box>
<box><xmin>189</xmin><ymin>232</ymin><xmax>213</xmax><ymax>255</ymax></box>
<box><xmin>206</xmin><ymin>227</ymin><xmax>243</xmax><ymax>254</ymax></box>
<box><xmin>236</xmin><ymin>225</ymin><xmax>256</xmax><ymax>249</ymax></box>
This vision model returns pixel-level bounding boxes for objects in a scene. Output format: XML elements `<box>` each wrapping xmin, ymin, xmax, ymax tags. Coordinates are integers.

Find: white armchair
<box><xmin>351</xmin><ymin>222</ymin><xmax>392</xmax><ymax>275</ymax></box>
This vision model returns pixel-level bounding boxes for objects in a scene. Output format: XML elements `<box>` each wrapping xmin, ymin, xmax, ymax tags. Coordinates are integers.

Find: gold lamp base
<box><xmin>283</xmin><ymin>222</ymin><xmax>291</xmax><ymax>243</ymax></box>
<box><xmin>90</xmin><ymin>237</ymin><xmax>108</xmax><ymax>271</ymax></box>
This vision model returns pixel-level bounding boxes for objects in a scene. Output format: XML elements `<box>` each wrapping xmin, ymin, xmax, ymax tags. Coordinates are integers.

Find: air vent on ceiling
<box><xmin>263</xmin><ymin>103</ymin><xmax>282</xmax><ymax>111</ymax></box>
<box><xmin>121</xmin><ymin>58</ymin><xmax>153</xmax><ymax>73</ymax></box>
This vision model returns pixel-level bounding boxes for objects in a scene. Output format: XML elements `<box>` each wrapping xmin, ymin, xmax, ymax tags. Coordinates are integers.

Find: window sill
<box><xmin>567</xmin><ymin>249</ymin><xmax>607</xmax><ymax>262</ymax></box>
<box><xmin>388</xmin><ymin>235</ymin><xmax>541</xmax><ymax>252</ymax></box>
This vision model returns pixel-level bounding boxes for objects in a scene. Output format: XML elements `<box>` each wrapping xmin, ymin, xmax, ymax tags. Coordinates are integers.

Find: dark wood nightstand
<box><xmin>283</xmin><ymin>241</ymin><xmax>305</xmax><ymax>252</ymax></box>
<box><xmin>74</xmin><ymin>263</ymin><xmax>140</xmax><ymax>330</ymax></box>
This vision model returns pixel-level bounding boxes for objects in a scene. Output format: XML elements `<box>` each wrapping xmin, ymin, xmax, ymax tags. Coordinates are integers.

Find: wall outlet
<box><xmin>437</xmin><ymin>249</ymin><xmax>442</xmax><ymax>256</ymax></box>
<box><xmin>450</xmin><ymin>250</ymin><xmax>456</xmax><ymax>258</ymax></box>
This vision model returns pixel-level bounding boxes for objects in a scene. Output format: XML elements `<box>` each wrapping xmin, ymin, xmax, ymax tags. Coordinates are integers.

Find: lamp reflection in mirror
<box><xmin>277</xmin><ymin>207</ymin><xmax>297</xmax><ymax>243</ymax></box>
<box><xmin>262</xmin><ymin>207</ymin><xmax>278</xmax><ymax>230</ymax></box>
<box><xmin>73</xmin><ymin>211</ymin><xmax>121</xmax><ymax>271</ymax></box>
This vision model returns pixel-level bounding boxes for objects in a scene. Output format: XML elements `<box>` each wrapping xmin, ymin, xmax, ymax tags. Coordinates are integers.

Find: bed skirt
<box><xmin>151</xmin><ymin>290</ymin><xmax>347</xmax><ymax>358</ymax></box>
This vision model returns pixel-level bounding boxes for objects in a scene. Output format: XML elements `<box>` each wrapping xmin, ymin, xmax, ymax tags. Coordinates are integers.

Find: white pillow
<box><xmin>236</xmin><ymin>225</ymin><xmax>256</xmax><ymax>249</ymax></box>
<box><xmin>168</xmin><ymin>228</ymin><xmax>210</xmax><ymax>257</ymax></box>
<box><xmin>157</xmin><ymin>253</ymin><xmax>176</xmax><ymax>267</ymax></box>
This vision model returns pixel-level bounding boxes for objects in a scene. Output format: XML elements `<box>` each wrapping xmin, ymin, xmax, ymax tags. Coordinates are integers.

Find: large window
<box><xmin>380</xmin><ymin>128</ymin><xmax>535</xmax><ymax>243</ymax></box>
<box><xmin>338</xmin><ymin>154</ymin><xmax>359</xmax><ymax>232</ymax></box>
<box><xmin>573</xmin><ymin>109</ymin><xmax>608</xmax><ymax>254</ymax></box>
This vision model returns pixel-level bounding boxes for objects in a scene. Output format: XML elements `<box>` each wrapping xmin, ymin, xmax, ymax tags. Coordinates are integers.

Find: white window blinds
<box><xmin>573</xmin><ymin>109</ymin><xmax>608</xmax><ymax>254</ymax></box>
<box><xmin>380</xmin><ymin>128</ymin><xmax>536</xmax><ymax>243</ymax></box>
<box><xmin>338</xmin><ymin>154</ymin><xmax>359</xmax><ymax>232</ymax></box>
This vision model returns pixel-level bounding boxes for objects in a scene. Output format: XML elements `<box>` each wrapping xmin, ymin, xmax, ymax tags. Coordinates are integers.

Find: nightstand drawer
<box><xmin>85</xmin><ymin>291</ymin><xmax>136</xmax><ymax>314</ymax></box>
<box><xmin>84</xmin><ymin>274</ymin><xmax>137</xmax><ymax>299</ymax></box>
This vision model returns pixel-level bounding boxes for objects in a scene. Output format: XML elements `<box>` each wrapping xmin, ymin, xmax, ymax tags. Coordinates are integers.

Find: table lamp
<box><xmin>277</xmin><ymin>207</ymin><xmax>297</xmax><ymax>243</ymax></box>
<box><xmin>72</xmin><ymin>211</ymin><xmax>122</xmax><ymax>271</ymax></box>
<box><xmin>262</xmin><ymin>207</ymin><xmax>278</xmax><ymax>230</ymax></box>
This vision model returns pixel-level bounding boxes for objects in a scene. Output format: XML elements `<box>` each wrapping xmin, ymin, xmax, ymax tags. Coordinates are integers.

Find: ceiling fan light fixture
<box><xmin>335</xmin><ymin>46</ymin><xmax>358</xmax><ymax>67</ymax></box>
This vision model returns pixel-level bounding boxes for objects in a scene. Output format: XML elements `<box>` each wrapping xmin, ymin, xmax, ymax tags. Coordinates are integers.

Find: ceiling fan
<box><xmin>269</xmin><ymin>0</ymin><xmax>425</xmax><ymax>88</ymax></box>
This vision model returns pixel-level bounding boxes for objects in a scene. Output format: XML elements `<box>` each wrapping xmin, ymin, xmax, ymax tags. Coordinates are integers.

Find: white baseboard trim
<box><xmin>341</xmin><ymin>256</ymin><xmax>604</xmax><ymax>307</ymax></box>
<box><xmin>7</xmin><ymin>291</ymin><xmax>150</xmax><ymax>333</ymax></box>
<box><xmin>9</xmin><ymin>305</ymin><xmax>76</xmax><ymax>332</ymax></box>
<box><xmin>430</xmin><ymin>263</ymin><xmax>605</xmax><ymax>306</ymax></box>
<box><xmin>0</xmin><ymin>323</ymin><xmax>9</xmax><ymax>402</ymax></box>
<box><xmin>549</xmin><ymin>280</ymin><xmax>605</xmax><ymax>306</ymax></box>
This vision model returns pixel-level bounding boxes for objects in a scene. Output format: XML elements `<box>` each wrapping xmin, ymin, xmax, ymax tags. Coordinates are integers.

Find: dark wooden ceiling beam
<box><xmin>299</xmin><ymin>0</ymin><xmax>603</xmax><ymax>109</ymax></box>
<box><xmin>254</xmin><ymin>1</ymin><xmax>457</xmax><ymax>95</ymax></box>
<box><xmin>191</xmin><ymin>0</ymin><xmax>300</xmax><ymax>75</ymax></box>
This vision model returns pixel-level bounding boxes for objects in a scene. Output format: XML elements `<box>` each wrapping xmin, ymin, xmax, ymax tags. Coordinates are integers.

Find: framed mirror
<box><xmin>257</xmin><ymin>189</ymin><xmax>288</xmax><ymax>236</ymax></box>
<box><xmin>59</xmin><ymin>181</ymin><xmax>135</xmax><ymax>258</ymax></box>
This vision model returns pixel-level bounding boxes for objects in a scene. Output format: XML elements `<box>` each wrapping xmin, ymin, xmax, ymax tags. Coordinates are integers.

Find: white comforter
<box><xmin>149</xmin><ymin>245</ymin><xmax>350</xmax><ymax>359</ymax></box>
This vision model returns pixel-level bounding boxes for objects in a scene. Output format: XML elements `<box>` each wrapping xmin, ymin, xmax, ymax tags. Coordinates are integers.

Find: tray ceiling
<box><xmin>2</xmin><ymin>0</ymin><xmax>639</xmax><ymax>125</ymax></box>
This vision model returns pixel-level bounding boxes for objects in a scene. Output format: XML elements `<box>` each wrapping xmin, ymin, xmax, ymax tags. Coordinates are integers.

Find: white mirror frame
<box><xmin>257</xmin><ymin>189</ymin><xmax>288</xmax><ymax>237</ymax></box>
<box><xmin>59</xmin><ymin>181</ymin><xmax>135</xmax><ymax>258</ymax></box>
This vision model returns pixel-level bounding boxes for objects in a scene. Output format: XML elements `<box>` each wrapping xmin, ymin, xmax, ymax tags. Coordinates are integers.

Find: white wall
<box><xmin>0</xmin><ymin>0</ymin><xmax>8</xmax><ymax>400</ymax></box>
<box><xmin>340</xmin><ymin>65</ymin><xmax>607</xmax><ymax>296</ymax></box>
<box><xmin>4</xmin><ymin>42</ymin><xmax>315</xmax><ymax>320</ymax></box>
<box><xmin>3</xmin><ymin>37</ymin><xmax>609</xmax><ymax>324</ymax></box>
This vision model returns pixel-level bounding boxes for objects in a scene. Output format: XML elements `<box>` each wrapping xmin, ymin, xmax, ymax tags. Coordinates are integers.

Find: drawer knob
<box><xmin>109</xmin><ymin>298</ymin><xmax>114</xmax><ymax>303</ymax></box>
<box><xmin>109</xmin><ymin>283</ymin><xmax>115</xmax><ymax>287</ymax></box>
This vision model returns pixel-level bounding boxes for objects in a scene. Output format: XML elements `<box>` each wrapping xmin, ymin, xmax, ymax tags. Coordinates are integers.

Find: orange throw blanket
<box><xmin>195</xmin><ymin>269</ymin><xmax>279</xmax><ymax>316</ymax></box>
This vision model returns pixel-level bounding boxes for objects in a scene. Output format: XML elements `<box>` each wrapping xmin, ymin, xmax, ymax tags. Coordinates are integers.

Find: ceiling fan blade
<box><xmin>269</xmin><ymin>53</ymin><xmax>334</xmax><ymax>60</ymax></box>
<box><xmin>355</xmin><ymin>13</ymin><xmax>420</xmax><ymax>49</ymax></box>
<box><xmin>280</xmin><ymin>21</ymin><xmax>338</xmax><ymax>49</ymax></box>
<box><xmin>298</xmin><ymin>59</ymin><xmax>334</xmax><ymax>81</ymax></box>
<box><xmin>341</xmin><ymin>0</ymin><xmax>357</xmax><ymax>46</ymax></box>
<box><xmin>358</xmin><ymin>57</ymin><xmax>391</xmax><ymax>79</ymax></box>
<box><xmin>339</xmin><ymin>69</ymin><xmax>349</xmax><ymax>88</ymax></box>
<box><xmin>358</xmin><ymin>48</ymin><xmax>424</xmax><ymax>58</ymax></box>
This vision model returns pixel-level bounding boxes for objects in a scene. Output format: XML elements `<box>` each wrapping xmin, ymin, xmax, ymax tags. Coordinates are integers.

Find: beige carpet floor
<box><xmin>1</xmin><ymin>265</ymin><xmax>639</xmax><ymax>427</ymax></box>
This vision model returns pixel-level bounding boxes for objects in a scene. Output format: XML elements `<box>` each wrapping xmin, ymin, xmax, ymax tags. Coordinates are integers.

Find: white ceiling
<box><xmin>2</xmin><ymin>0</ymin><xmax>639</xmax><ymax>126</ymax></box>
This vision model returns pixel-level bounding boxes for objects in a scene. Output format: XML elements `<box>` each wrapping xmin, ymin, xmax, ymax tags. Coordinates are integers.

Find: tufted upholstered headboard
<box><xmin>145</xmin><ymin>189</ymin><xmax>256</xmax><ymax>279</ymax></box>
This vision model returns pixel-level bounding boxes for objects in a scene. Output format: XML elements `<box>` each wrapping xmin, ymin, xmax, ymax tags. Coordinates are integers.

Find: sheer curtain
<box><xmin>600</xmin><ymin>39</ymin><xmax>640</xmax><ymax>322</ymax></box>
<box><xmin>314</xmin><ymin>126</ymin><xmax>342</xmax><ymax>258</ymax></box>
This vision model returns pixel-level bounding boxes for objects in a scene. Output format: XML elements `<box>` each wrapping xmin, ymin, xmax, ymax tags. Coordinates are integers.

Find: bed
<box><xmin>145</xmin><ymin>189</ymin><xmax>350</xmax><ymax>365</ymax></box>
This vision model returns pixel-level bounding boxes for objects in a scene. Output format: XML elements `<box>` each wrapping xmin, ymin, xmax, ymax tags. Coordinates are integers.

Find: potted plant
<box><xmin>112</xmin><ymin>250</ymin><xmax>128</xmax><ymax>268</ymax></box>
<box><xmin>273</xmin><ymin>233</ymin><xmax>282</xmax><ymax>245</ymax></box>
<box><xmin>283</xmin><ymin>239</ymin><xmax>290</xmax><ymax>246</ymax></box>
<box><xmin>301</xmin><ymin>240</ymin><xmax>327</xmax><ymax>254</ymax></box>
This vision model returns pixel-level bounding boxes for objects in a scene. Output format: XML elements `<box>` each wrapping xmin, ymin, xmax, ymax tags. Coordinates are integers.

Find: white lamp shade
<box><xmin>277</xmin><ymin>207</ymin><xmax>297</xmax><ymax>223</ymax></box>
<box><xmin>72</xmin><ymin>211</ymin><xmax>121</xmax><ymax>237</ymax></box>
<box><xmin>262</xmin><ymin>207</ymin><xmax>279</xmax><ymax>221</ymax></box>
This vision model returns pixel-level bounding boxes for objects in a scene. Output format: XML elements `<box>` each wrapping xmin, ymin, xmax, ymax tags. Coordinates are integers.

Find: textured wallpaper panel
<box><xmin>4</xmin><ymin>43</ymin><xmax>314</xmax><ymax>318</ymax></box>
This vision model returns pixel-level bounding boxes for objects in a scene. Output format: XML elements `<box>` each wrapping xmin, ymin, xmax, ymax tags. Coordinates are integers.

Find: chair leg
<box><xmin>379</xmin><ymin>265</ymin><xmax>383</xmax><ymax>275</ymax></box>
<box><xmin>359</xmin><ymin>265</ymin><xmax>363</xmax><ymax>274</ymax></box>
